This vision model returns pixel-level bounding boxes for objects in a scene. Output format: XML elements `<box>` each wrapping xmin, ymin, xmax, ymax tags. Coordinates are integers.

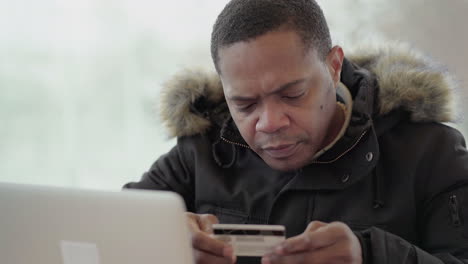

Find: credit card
<box><xmin>212</xmin><ymin>224</ymin><xmax>285</xmax><ymax>257</ymax></box>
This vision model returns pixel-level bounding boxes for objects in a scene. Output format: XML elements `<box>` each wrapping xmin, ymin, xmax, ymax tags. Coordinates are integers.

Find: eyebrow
<box><xmin>228</xmin><ymin>78</ymin><xmax>306</xmax><ymax>101</ymax></box>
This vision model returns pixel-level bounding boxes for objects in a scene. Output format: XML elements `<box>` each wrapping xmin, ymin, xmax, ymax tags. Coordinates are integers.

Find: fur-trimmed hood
<box><xmin>160</xmin><ymin>44</ymin><xmax>457</xmax><ymax>138</ymax></box>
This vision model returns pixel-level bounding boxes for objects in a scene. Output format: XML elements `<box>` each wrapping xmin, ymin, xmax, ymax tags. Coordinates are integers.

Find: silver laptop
<box><xmin>0</xmin><ymin>182</ymin><xmax>194</xmax><ymax>264</ymax></box>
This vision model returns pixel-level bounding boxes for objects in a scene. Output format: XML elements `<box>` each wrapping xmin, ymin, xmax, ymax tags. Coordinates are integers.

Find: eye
<box><xmin>282</xmin><ymin>92</ymin><xmax>304</xmax><ymax>100</ymax></box>
<box><xmin>238</xmin><ymin>103</ymin><xmax>256</xmax><ymax>112</ymax></box>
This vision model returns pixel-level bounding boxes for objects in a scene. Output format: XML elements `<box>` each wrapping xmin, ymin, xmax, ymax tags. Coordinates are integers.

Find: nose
<box><xmin>255</xmin><ymin>103</ymin><xmax>290</xmax><ymax>134</ymax></box>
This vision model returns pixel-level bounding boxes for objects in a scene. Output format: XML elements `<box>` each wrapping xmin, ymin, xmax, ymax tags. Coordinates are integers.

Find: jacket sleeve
<box><xmin>123</xmin><ymin>138</ymin><xmax>196</xmax><ymax>211</ymax></box>
<box><xmin>357</xmin><ymin>126</ymin><xmax>468</xmax><ymax>264</ymax></box>
<box><xmin>356</xmin><ymin>201</ymin><xmax>468</xmax><ymax>264</ymax></box>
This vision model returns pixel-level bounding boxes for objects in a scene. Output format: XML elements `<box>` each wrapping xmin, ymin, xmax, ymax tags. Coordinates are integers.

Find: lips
<box><xmin>262</xmin><ymin>143</ymin><xmax>298</xmax><ymax>159</ymax></box>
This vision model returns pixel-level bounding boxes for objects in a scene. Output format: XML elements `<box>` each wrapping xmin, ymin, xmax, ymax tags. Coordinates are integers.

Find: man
<box><xmin>124</xmin><ymin>0</ymin><xmax>468</xmax><ymax>263</ymax></box>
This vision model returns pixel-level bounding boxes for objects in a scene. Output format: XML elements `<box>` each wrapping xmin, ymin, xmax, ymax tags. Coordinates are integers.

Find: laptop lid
<box><xmin>0</xmin><ymin>182</ymin><xmax>194</xmax><ymax>264</ymax></box>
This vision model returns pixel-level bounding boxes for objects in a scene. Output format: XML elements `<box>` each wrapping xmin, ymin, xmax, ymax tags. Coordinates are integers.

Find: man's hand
<box><xmin>186</xmin><ymin>212</ymin><xmax>236</xmax><ymax>264</ymax></box>
<box><xmin>262</xmin><ymin>221</ymin><xmax>362</xmax><ymax>264</ymax></box>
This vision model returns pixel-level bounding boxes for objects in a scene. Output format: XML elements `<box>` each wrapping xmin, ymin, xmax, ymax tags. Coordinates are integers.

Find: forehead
<box><xmin>218</xmin><ymin>30</ymin><xmax>323</xmax><ymax>95</ymax></box>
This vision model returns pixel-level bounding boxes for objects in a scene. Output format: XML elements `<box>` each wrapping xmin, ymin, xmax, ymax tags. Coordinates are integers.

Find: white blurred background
<box><xmin>1</xmin><ymin>0</ymin><xmax>467</xmax><ymax>190</ymax></box>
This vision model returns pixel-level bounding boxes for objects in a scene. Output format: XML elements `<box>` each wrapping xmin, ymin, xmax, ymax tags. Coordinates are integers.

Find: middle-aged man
<box><xmin>124</xmin><ymin>0</ymin><xmax>468</xmax><ymax>263</ymax></box>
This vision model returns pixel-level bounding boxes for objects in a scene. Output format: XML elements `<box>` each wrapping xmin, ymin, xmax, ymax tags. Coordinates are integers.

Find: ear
<box><xmin>326</xmin><ymin>46</ymin><xmax>344</xmax><ymax>86</ymax></box>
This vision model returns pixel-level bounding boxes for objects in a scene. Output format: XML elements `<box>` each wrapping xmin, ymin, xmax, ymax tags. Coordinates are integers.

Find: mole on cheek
<box><xmin>320</xmin><ymin>105</ymin><xmax>324</xmax><ymax>110</ymax></box>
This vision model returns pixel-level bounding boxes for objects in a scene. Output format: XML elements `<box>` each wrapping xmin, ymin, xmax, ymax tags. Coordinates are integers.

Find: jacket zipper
<box><xmin>312</xmin><ymin>130</ymin><xmax>368</xmax><ymax>164</ymax></box>
<box><xmin>220</xmin><ymin>136</ymin><xmax>250</xmax><ymax>149</ymax></box>
<box><xmin>449</xmin><ymin>195</ymin><xmax>462</xmax><ymax>227</ymax></box>
<box><xmin>221</xmin><ymin>130</ymin><xmax>368</xmax><ymax>164</ymax></box>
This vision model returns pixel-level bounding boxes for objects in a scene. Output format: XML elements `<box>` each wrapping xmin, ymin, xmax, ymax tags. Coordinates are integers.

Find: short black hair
<box><xmin>211</xmin><ymin>0</ymin><xmax>332</xmax><ymax>73</ymax></box>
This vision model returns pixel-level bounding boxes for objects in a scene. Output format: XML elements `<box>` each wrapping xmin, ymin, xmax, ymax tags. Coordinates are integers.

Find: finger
<box><xmin>186</xmin><ymin>212</ymin><xmax>202</xmax><ymax>233</ymax></box>
<box><xmin>263</xmin><ymin>250</ymin><xmax>312</xmax><ymax>264</ymax></box>
<box><xmin>192</xmin><ymin>230</ymin><xmax>233</xmax><ymax>258</ymax></box>
<box><xmin>198</xmin><ymin>214</ymin><xmax>220</xmax><ymax>234</ymax></box>
<box><xmin>278</xmin><ymin>222</ymin><xmax>349</xmax><ymax>254</ymax></box>
<box><xmin>194</xmin><ymin>249</ymin><xmax>237</xmax><ymax>264</ymax></box>
<box><xmin>265</xmin><ymin>238</ymin><xmax>361</xmax><ymax>264</ymax></box>
<box><xmin>275</xmin><ymin>221</ymin><xmax>328</xmax><ymax>254</ymax></box>
<box><xmin>186</xmin><ymin>213</ymin><xmax>220</xmax><ymax>234</ymax></box>
<box><xmin>305</xmin><ymin>221</ymin><xmax>328</xmax><ymax>233</ymax></box>
<box><xmin>300</xmin><ymin>222</ymin><xmax>348</xmax><ymax>249</ymax></box>
<box><xmin>263</xmin><ymin>248</ymin><xmax>325</xmax><ymax>264</ymax></box>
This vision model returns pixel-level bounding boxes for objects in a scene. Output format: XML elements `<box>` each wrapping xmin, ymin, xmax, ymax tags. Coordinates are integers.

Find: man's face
<box><xmin>219</xmin><ymin>30</ymin><xmax>343</xmax><ymax>171</ymax></box>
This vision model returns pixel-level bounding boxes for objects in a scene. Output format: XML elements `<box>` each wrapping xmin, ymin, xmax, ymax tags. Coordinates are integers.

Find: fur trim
<box><xmin>160</xmin><ymin>44</ymin><xmax>457</xmax><ymax>137</ymax></box>
<box><xmin>159</xmin><ymin>69</ymin><xmax>223</xmax><ymax>137</ymax></box>
<box><xmin>347</xmin><ymin>42</ymin><xmax>456</xmax><ymax>123</ymax></box>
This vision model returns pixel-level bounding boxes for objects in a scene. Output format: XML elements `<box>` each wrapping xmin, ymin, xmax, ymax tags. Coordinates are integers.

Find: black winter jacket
<box><xmin>125</xmin><ymin>45</ymin><xmax>468</xmax><ymax>263</ymax></box>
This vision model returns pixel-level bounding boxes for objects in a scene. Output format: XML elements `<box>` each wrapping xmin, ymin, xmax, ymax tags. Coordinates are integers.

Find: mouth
<box><xmin>262</xmin><ymin>143</ymin><xmax>299</xmax><ymax>159</ymax></box>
